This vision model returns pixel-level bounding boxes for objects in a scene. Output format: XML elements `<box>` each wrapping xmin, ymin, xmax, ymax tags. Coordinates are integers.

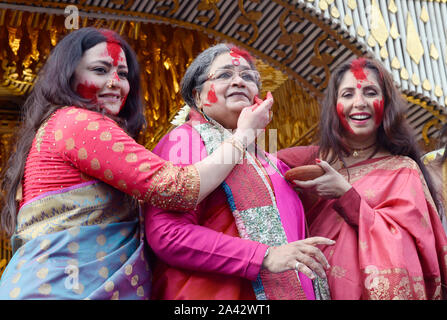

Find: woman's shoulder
<box><xmin>275</xmin><ymin>145</ymin><xmax>318</xmax><ymax>168</ymax></box>
<box><xmin>53</xmin><ymin>106</ymin><xmax>109</xmax><ymax>120</ymax></box>
<box><xmin>51</xmin><ymin>106</ymin><xmax>120</xmax><ymax>131</ymax></box>
<box><xmin>153</xmin><ymin>123</ymin><xmax>205</xmax><ymax>164</ymax></box>
<box><xmin>371</xmin><ymin>155</ymin><xmax>421</xmax><ymax>174</ymax></box>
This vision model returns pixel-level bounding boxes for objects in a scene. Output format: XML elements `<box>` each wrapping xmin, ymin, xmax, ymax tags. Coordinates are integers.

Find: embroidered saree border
<box><xmin>14</xmin><ymin>180</ymin><xmax>137</xmax><ymax>251</ymax></box>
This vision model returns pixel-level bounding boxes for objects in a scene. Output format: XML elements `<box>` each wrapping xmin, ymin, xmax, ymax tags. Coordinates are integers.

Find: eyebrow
<box><xmin>217</xmin><ymin>64</ymin><xmax>251</xmax><ymax>70</ymax></box>
<box><xmin>340</xmin><ymin>83</ymin><xmax>380</xmax><ymax>91</ymax></box>
<box><xmin>90</xmin><ymin>60</ymin><xmax>128</xmax><ymax>69</ymax></box>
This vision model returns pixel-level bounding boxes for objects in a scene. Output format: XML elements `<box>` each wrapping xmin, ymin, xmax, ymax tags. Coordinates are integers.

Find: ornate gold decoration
<box><xmin>388</xmin><ymin>0</ymin><xmax>397</xmax><ymax>14</ymax></box>
<box><xmin>347</xmin><ymin>0</ymin><xmax>357</xmax><ymax>10</ymax></box>
<box><xmin>367</xmin><ymin>35</ymin><xmax>377</xmax><ymax>47</ymax></box>
<box><xmin>154</xmin><ymin>0</ymin><xmax>180</xmax><ymax>15</ymax></box>
<box><xmin>309</xmin><ymin>34</ymin><xmax>337</xmax><ymax>91</ymax></box>
<box><xmin>319</xmin><ymin>0</ymin><xmax>328</xmax><ymax>11</ymax></box>
<box><xmin>391</xmin><ymin>56</ymin><xmax>401</xmax><ymax>69</ymax></box>
<box><xmin>274</xmin><ymin>9</ymin><xmax>304</xmax><ymax>64</ymax></box>
<box><xmin>430</xmin><ymin>44</ymin><xmax>439</xmax><ymax>60</ymax></box>
<box><xmin>380</xmin><ymin>46</ymin><xmax>388</xmax><ymax>59</ymax></box>
<box><xmin>435</xmin><ymin>85</ymin><xmax>443</xmax><ymax>98</ymax></box>
<box><xmin>357</xmin><ymin>25</ymin><xmax>366</xmax><ymax>37</ymax></box>
<box><xmin>344</xmin><ymin>14</ymin><xmax>353</xmax><ymax>26</ymax></box>
<box><xmin>400</xmin><ymin>67</ymin><xmax>409</xmax><ymax>80</ymax></box>
<box><xmin>412</xmin><ymin>73</ymin><xmax>421</xmax><ymax>86</ymax></box>
<box><xmin>420</xmin><ymin>5</ymin><xmax>429</xmax><ymax>23</ymax></box>
<box><xmin>196</xmin><ymin>0</ymin><xmax>221</xmax><ymax>28</ymax></box>
<box><xmin>422</xmin><ymin>79</ymin><xmax>432</xmax><ymax>91</ymax></box>
<box><xmin>390</xmin><ymin>22</ymin><xmax>400</xmax><ymax>39</ymax></box>
<box><xmin>406</xmin><ymin>13</ymin><xmax>424</xmax><ymax>64</ymax></box>
<box><xmin>370</xmin><ymin>0</ymin><xmax>389</xmax><ymax>47</ymax></box>
<box><xmin>405</xmin><ymin>95</ymin><xmax>446</xmax><ymax>146</ymax></box>
<box><xmin>271</xmin><ymin>79</ymin><xmax>320</xmax><ymax>149</ymax></box>
<box><xmin>330</xmin><ymin>6</ymin><xmax>340</xmax><ymax>19</ymax></box>
<box><xmin>255</xmin><ymin>59</ymin><xmax>288</xmax><ymax>97</ymax></box>
<box><xmin>236</xmin><ymin>0</ymin><xmax>263</xmax><ymax>45</ymax></box>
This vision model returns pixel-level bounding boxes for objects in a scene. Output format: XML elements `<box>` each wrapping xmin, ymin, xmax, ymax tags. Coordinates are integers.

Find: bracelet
<box><xmin>264</xmin><ymin>247</ymin><xmax>270</xmax><ymax>258</ymax></box>
<box><xmin>224</xmin><ymin>137</ymin><xmax>246</xmax><ymax>159</ymax></box>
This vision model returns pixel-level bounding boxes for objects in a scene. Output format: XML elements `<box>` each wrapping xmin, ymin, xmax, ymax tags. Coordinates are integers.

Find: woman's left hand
<box><xmin>293</xmin><ymin>159</ymin><xmax>352</xmax><ymax>199</ymax></box>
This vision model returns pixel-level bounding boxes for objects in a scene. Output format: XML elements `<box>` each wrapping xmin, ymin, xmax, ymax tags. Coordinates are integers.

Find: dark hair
<box><xmin>181</xmin><ymin>43</ymin><xmax>259</xmax><ymax>109</ymax></box>
<box><xmin>318</xmin><ymin>56</ymin><xmax>442</xmax><ymax>215</ymax></box>
<box><xmin>0</xmin><ymin>27</ymin><xmax>145</xmax><ymax>236</ymax></box>
<box><xmin>439</xmin><ymin>123</ymin><xmax>447</xmax><ymax>163</ymax></box>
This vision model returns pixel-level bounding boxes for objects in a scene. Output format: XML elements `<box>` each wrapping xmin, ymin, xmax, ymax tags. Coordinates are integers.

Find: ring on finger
<box><xmin>295</xmin><ymin>261</ymin><xmax>303</xmax><ymax>271</ymax></box>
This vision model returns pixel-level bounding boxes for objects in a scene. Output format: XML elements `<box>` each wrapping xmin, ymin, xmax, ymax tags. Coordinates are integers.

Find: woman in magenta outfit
<box><xmin>0</xmin><ymin>28</ymin><xmax>271</xmax><ymax>299</ymax></box>
<box><xmin>145</xmin><ymin>43</ymin><xmax>334</xmax><ymax>300</ymax></box>
<box><xmin>277</xmin><ymin>57</ymin><xmax>447</xmax><ymax>299</ymax></box>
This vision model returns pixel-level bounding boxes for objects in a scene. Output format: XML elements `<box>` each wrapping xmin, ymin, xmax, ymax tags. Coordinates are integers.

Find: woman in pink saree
<box><xmin>145</xmin><ymin>44</ymin><xmax>334</xmax><ymax>300</ymax></box>
<box><xmin>277</xmin><ymin>57</ymin><xmax>447</xmax><ymax>299</ymax></box>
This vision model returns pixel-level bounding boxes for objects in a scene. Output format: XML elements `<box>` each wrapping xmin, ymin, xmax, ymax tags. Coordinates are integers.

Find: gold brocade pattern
<box><xmin>339</xmin><ymin>155</ymin><xmax>437</xmax><ymax>211</ymax></box>
<box><xmin>144</xmin><ymin>162</ymin><xmax>200</xmax><ymax>212</ymax></box>
<box><xmin>14</xmin><ymin>181</ymin><xmax>138</xmax><ymax>247</ymax></box>
<box><xmin>362</xmin><ymin>265</ymin><xmax>437</xmax><ymax>300</ymax></box>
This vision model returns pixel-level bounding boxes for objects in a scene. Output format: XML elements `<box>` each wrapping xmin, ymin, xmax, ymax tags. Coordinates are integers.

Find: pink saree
<box><xmin>277</xmin><ymin>146</ymin><xmax>447</xmax><ymax>300</ymax></box>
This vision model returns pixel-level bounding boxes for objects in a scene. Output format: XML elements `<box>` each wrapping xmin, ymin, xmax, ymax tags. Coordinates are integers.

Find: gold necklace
<box><xmin>351</xmin><ymin>143</ymin><xmax>376</xmax><ymax>157</ymax></box>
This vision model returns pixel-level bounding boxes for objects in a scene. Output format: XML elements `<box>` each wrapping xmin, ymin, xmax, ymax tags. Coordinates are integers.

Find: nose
<box><xmin>230</xmin><ymin>73</ymin><xmax>247</xmax><ymax>87</ymax></box>
<box><xmin>106</xmin><ymin>72</ymin><xmax>121</xmax><ymax>88</ymax></box>
<box><xmin>353</xmin><ymin>91</ymin><xmax>366</xmax><ymax>108</ymax></box>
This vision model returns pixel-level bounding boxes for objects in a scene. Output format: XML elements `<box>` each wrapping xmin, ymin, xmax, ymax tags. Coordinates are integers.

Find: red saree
<box><xmin>277</xmin><ymin>146</ymin><xmax>447</xmax><ymax>299</ymax></box>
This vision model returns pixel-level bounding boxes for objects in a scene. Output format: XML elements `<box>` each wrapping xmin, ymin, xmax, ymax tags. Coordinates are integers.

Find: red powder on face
<box><xmin>119</xmin><ymin>95</ymin><xmax>127</xmax><ymax>114</ymax></box>
<box><xmin>105</xmin><ymin>42</ymin><xmax>124</xmax><ymax>67</ymax></box>
<box><xmin>350</xmin><ymin>58</ymin><xmax>368</xmax><ymax>81</ymax></box>
<box><xmin>229</xmin><ymin>46</ymin><xmax>253</xmax><ymax>64</ymax></box>
<box><xmin>207</xmin><ymin>84</ymin><xmax>218</xmax><ymax>104</ymax></box>
<box><xmin>357</xmin><ymin>83</ymin><xmax>362</xmax><ymax>89</ymax></box>
<box><xmin>112</xmin><ymin>71</ymin><xmax>120</xmax><ymax>82</ymax></box>
<box><xmin>336</xmin><ymin>102</ymin><xmax>354</xmax><ymax>134</ymax></box>
<box><xmin>77</xmin><ymin>81</ymin><xmax>99</xmax><ymax>102</ymax></box>
<box><xmin>373</xmin><ymin>98</ymin><xmax>384</xmax><ymax>126</ymax></box>
<box><xmin>100</xmin><ymin>30</ymin><xmax>118</xmax><ymax>43</ymax></box>
<box><xmin>99</xmin><ymin>30</ymin><xmax>124</xmax><ymax>66</ymax></box>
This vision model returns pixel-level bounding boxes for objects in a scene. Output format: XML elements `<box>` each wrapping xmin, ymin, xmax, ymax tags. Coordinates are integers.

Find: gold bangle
<box><xmin>224</xmin><ymin>137</ymin><xmax>246</xmax><ymax>159</ymax></box>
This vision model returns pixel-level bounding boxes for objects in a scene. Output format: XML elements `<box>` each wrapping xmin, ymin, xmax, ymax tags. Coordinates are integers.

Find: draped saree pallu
<box><xmin>0</xmin><ymin>181</ymin><xmax>151</xmax><ymax>299</ymax></box>
<box><xmin>191</xmin><ymin>116</ymin><xmax>330</xmax><ymax>300</ymax></box>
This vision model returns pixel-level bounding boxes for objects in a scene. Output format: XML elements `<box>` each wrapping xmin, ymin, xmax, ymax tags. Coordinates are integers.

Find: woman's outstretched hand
<box><xmin>293</xmin><ymin>159</ymin><xmax>352</xmax><ymax>199</ymax></box>
<box><xmin>262</xmin><ymin>237</ymin><xmax>335</xmax><ymax>280</ymax></box>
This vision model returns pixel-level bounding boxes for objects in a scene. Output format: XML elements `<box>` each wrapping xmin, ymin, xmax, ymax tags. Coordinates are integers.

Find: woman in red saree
<box><xmin>277</xmin><ymin>57</ymin><xmax>447</xmax><ymax>300</ymax></box>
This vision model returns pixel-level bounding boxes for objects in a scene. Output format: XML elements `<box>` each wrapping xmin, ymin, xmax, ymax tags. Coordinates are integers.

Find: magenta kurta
<box><xmin>145</xmin><ymin>122</ymin><xmax>315</xmax><ymax>300</ymax></box>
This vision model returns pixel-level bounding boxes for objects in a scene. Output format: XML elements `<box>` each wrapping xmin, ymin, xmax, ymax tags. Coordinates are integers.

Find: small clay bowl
<box><xmin>284</xmin><ymin>164</ymin><xmax>325</xmax><ymax>181</ymax></box>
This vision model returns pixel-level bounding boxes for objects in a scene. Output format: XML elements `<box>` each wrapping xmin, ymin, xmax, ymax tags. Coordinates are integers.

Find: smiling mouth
<box><xmin>98</xmin><ymin>94</ymin><xmax>122</xmax><ymax>101</ymax></box>
<box><xmin>349</xmin><ymin>114</ymin><xmax>371</xmax><ymax>121</ymax></box>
